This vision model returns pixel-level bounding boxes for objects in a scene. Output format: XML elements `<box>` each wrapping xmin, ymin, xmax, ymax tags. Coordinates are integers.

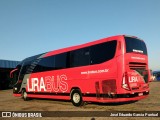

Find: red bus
<box><xmin>10</xmin><ymin>35</ymin><xmax>150</xmax><ymax>106</ymax></box>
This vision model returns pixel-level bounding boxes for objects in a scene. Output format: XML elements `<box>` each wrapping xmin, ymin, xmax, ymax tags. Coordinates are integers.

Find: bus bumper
<box><xmin>13</xmin><ymin>93</ymin><xmax>21</xmax><ymax>97</ymax></box>
<box><xmin>83</xmin><ymin>92</ymin><xmax>149</xmax><ymax>103</ymax></box>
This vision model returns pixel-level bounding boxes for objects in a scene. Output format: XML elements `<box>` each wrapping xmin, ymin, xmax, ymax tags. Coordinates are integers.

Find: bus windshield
<box><xmin>125</xmin><ymin>37</ymin><xmax>147</xmax><ymax>55</ymax></box>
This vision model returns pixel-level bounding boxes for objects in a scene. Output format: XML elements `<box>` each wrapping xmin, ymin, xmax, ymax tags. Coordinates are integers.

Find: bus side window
<box><xmin>70</xmin><ymin>47</ymin><xmax>90</xmax><ymax>67</ymax></box>
<box><xmin>90</xmin><ymin>40</ymin><xmax>117</xmax><ymax>65</ymax></box>
<box><xmin>55</xmin><ymin>53</ymin><xmax>67</xmax><ymax>69</ymax></box>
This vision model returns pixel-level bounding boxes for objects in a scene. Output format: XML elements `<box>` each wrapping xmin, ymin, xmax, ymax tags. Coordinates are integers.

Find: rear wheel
<box><xmin>21</xmin><ymin>89</ymin><xmax>29</xmax><ymax>101</ymax></box>
<box><xmin>71</xmin><ymin>89</ymin><xmax>84</xmax><ymax>106</ymax></box>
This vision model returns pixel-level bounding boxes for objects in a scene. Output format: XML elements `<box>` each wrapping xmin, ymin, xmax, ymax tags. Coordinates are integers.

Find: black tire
<box><xmin>21</xmin><ymin>89</ymin><xmax>29</xmax><ymax>101</ymax></box>
<box><xmin>71</xmin><ymin>89</ymin><xmax>84</xmax><ymax>107</ymax></box>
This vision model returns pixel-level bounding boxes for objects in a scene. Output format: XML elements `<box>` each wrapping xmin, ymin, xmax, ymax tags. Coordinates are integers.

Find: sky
<box><xmin>0</xmin><ymin>0</ymin><xmax>160</xmax><ymax>70</ymax></box>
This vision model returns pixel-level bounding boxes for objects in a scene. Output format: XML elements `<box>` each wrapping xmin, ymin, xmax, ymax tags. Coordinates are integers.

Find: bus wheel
<box><xmin>71</xmin><ymin>89</ymin><xmax>84</xmax><ymax>106</ymax></box>
<box><xmin>22</xmin><ymin>89</ymin><xmax>29</xmax><ymax>101</ymax></box>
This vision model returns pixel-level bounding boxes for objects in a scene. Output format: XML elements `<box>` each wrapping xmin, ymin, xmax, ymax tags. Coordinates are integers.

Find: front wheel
<box><xmin>21</xmin><ymin>89</ymin><xmax>29</xmax><ymax>101</ymax></box>
<box><xmin>71</xmin><ymin>89</ymin><xmax>84</xmax><ymax>106</ymax></box>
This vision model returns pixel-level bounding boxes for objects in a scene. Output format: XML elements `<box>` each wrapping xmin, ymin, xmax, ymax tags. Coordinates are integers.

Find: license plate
<box><xmin>139</xmin><ymin>93</ymin><xmax>143</xmax><ymax>96</ymax></box>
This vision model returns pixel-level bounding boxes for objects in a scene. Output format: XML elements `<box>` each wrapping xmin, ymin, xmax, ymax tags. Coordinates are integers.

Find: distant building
<box><xmin>0</xmin><ymin>60</ymin><xmax>20</xmax><ymax>90</ymax></box>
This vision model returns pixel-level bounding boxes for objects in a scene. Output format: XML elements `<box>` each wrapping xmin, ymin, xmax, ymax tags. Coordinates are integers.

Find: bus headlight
<box><xmin>14</xmin><ymin>87</ymin><xmax>17</xmax><ymax>91</ymax></box>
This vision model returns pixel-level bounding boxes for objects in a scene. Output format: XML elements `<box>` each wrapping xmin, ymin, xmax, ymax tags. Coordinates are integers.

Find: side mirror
<box><xmin>10</xmin><ymin>68</ymin><xmax>18</xmax><ymax>78</ymax></box>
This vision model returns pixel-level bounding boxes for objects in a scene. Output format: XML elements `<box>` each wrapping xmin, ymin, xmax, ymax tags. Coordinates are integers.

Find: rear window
<box><xmin>125</xmin><ymin>37</ymin><xmax>147</xmax><ymax>55</ymax></box>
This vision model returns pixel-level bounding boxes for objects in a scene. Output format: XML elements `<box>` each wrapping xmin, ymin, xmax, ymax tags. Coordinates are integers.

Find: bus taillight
<box><xmin>122</xmin><ymin>72</ymin><xmax>130</xmax><ymax>90</ymax></box>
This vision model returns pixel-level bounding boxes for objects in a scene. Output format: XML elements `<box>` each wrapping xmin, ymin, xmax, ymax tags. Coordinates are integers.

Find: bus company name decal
<box><xmin>81</xmin><ymin>69</ymin><xmax>109</xmax><ymax>75</ymax></box>
<box><xmin>27</xmin><ymin>75</ymin><xmax>68</xmax><ymax>92</ymax></box>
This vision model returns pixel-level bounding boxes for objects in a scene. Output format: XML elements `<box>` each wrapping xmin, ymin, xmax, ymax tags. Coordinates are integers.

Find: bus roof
<box><xmin>21</xmin><ymin>34</ymin><xmax>143</xmax><ymax>61</ymax></box>
<box><xmin>44</xmin><ymin>35</ymin><xmax>125</xmax><ymax>57</ymax></box>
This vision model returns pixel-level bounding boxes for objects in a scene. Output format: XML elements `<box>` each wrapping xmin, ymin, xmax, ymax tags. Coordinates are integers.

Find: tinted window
<box><xmin>30</xmin><ymin>53</ymin><xmax>68</xmax><ymax>73</ymax></box>
<box><xmin>21</xmin><ymin>53</ymin><xmax>44</xmax><ymax>64</ymax></box>
<box><xmin>70</xmin><ymin>47</ymin><xmax>90</xmax><ymax>67</ymax></box>
<box><xmin>90</xmin><ymin>40</ymin><xmax>117</xmax><ymax>64</ymax></box>
<box><xmin>55</xmin><ymin>53</ymin><xmax>68</xmax><ymax>69</ymax></box>
<box><xmin>33</xmin><ymin>56</ymin><xmax>55</xmax><ymax>73</ymax></box>
<box><xmin>19</xmin><ymin>40</ymin><xmax>117</xmax><ymax>76</ymax></box>
<box><xmin>125</xmin><ymin>37</ymin><xmax>147</xmax><ymax>55</ymax></box>
<box><xmin>19</xmin><ymin>61</ymin><xmax>32</xmax><ymax>80</ymax></box>
<box><xmin>19</xmin><ymin>53</ymin><xmax>45</xmax><ymax>79</ymax></box>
